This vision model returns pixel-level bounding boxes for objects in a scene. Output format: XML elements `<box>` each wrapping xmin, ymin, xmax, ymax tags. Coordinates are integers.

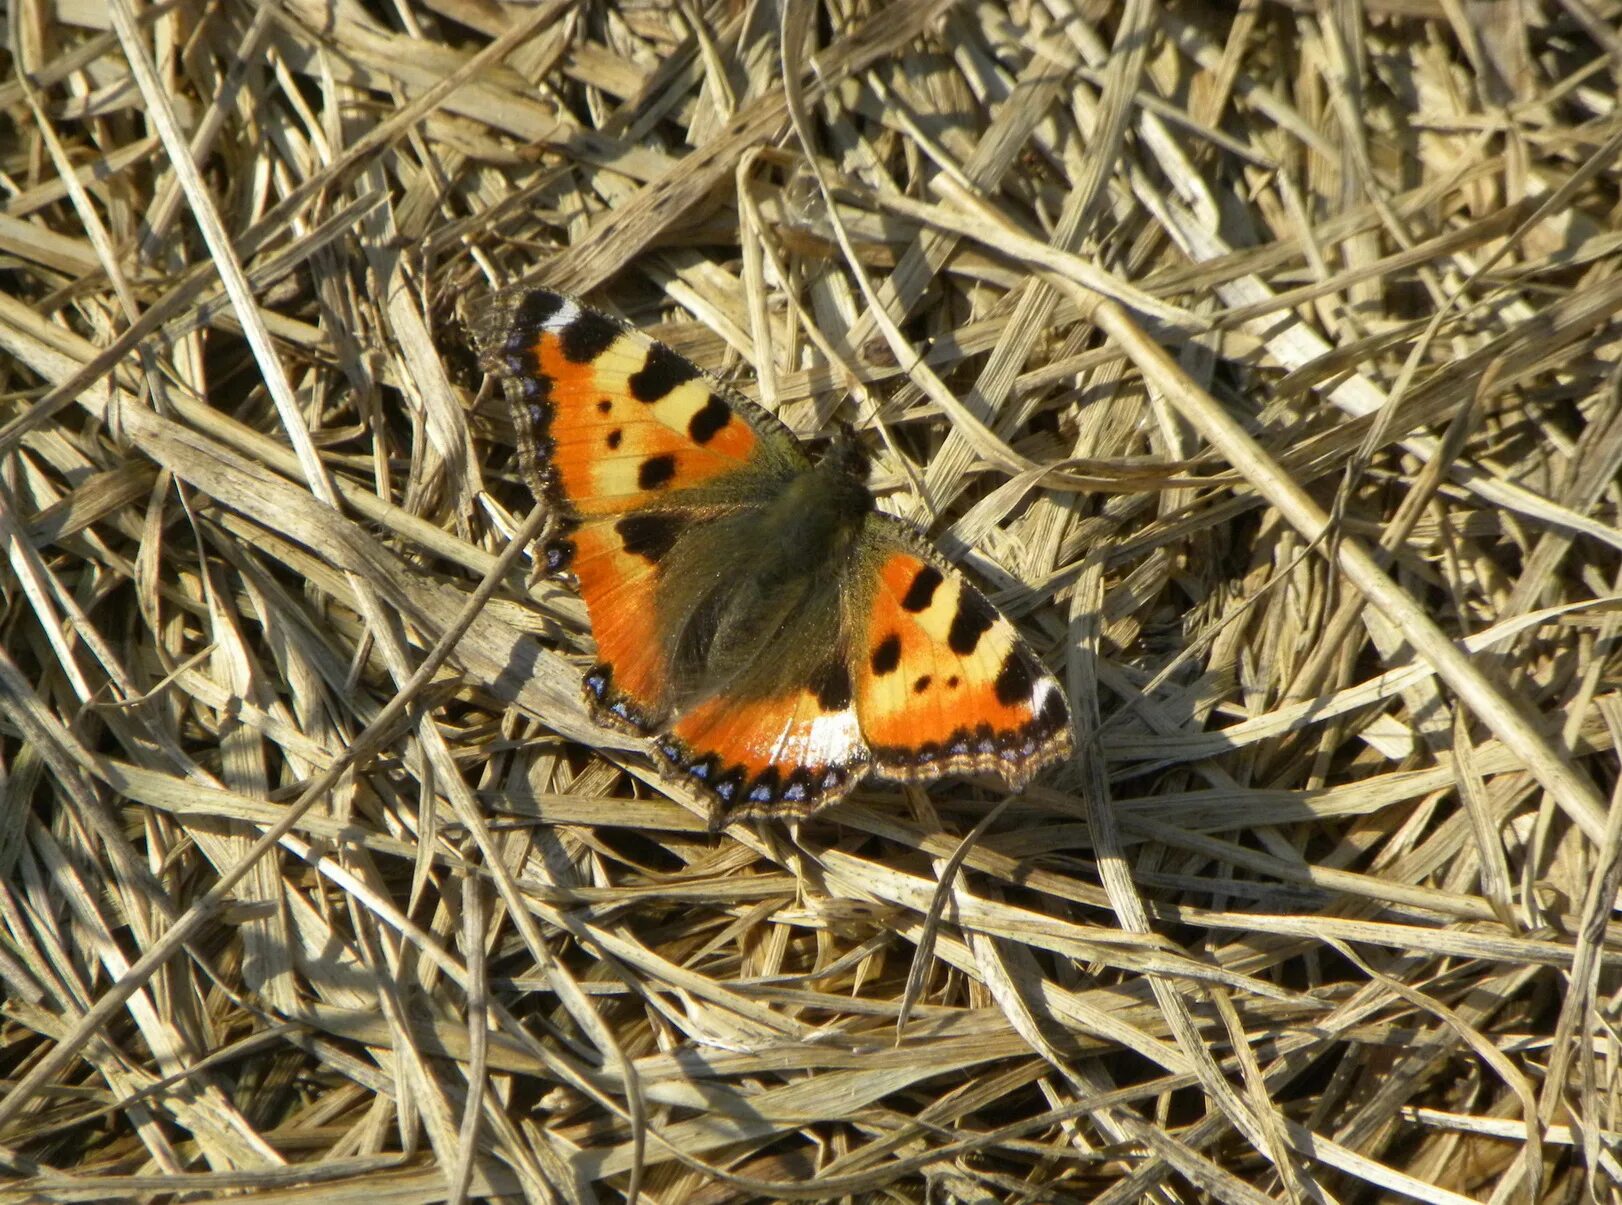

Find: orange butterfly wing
<box><xmin>851</xmin><ymin>519</ymin><xmax>1073</xmax><ymax>789</ymax></box>
<box><xmin>550</xmin><ymin>512</ymin><xmax>679</xmax><ymax>730</ymax></box>
<box><xmin>652</xmin><ymin>661</ymin><xmax>868</xmax><ymax>819</ymax></box>
<box><xmin>473</xmin><ymin>289</ymin><xmax>803</xmax><ymax>520</ymax></box>
<box><xmin>472</xmin><ymin>288</ymin><xmax>806</xmax><ymax>736</ymax></box>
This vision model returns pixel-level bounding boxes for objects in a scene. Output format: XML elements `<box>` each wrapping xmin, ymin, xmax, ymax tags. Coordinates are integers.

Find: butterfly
<box><xmin>470</xmin><ymin>288</ymin><xmax>1073</xmax><ymax>823</ymax></box>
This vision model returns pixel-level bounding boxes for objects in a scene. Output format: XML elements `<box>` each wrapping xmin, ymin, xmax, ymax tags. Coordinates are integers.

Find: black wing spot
<box><xmin>615</xmin><ymin>513</ymin><xmax>683</xmax><ymax>563</ymax></box>
<box><xmin>629</xmin><ymin>342</ymin><xmax>701</xmax><ymax>402</ymax></box>
<box><xmin>994</xmin><ymin>652</ymin><xmax>1035</xmax><ymax>706</ymax></box>
<box><xmin>606</xmin><ymin>429</ymin><xmax>622</xmax><ymax>450</ymax></box>
<box><xmin>596</xmin><ymin>398</ymin><xmax>613</xmax><ymax>413</ymax></box>
<box><xmin>810</xmin><ymin>660</ymin><xmax>852</xmax><ymax>711</ymax></box>
<box><xmin>638</xmin><ymin>454</ymin><xmax>677</xmax><ymax>490</ymax></box>
<box><xmin>560</xmin><ymin>312</ymin><xmax>619</xmax><ymax>363</ymax></box>
<box><xmin>901</xmin><ymin>564</ymin><xmax>943</xmax><ymax>612</ymax></box>
<box><xmin>1039</xmin><ymin>687</ymin><xmax>1069</xmax><ymax>730</ymax></box>
<box><xmin>688</xmin><ymin>394</ymin><xmax>732</xmax><ymax>444</ymax></box>
<box><xmin>948</xmin><ymin>590</ymin><xmax>996</xmax><ymax>655</ymax></box>
<box><xmin>870</xmin><ymin>633</ymin><xmax>901</xmax><ymax>676</ymax></box>
<box><xmin>913</xmin><ymin>675</ymin><xmax>932</xmax><ymax>694</ymax></box>
<box><xmin>508</xmin><ymin>291</ymin><xmax>568</xmax><ymax>349</ymax></box>
<box><xmin>947</xmin><ymin>675</ymin><xmax>960</xmax><ymax>688</ymax></box>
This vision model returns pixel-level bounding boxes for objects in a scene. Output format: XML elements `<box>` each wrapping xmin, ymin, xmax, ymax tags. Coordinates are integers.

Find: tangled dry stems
<box><xmin>2</xmin><ymin>1</ymin><xmax>1620</xmax><ymax>1201</ymax></box>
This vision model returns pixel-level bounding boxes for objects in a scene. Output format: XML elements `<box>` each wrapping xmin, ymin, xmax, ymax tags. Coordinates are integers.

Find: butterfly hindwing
<box><xmin>851</xmin><ymin>516</ymin><xmax>1073</xmax><ymax>788</ymax></box>
<box><xmin>653</xmin><ymin>655</ymin><xmax>869</xmax><ymax>820</ymax></box>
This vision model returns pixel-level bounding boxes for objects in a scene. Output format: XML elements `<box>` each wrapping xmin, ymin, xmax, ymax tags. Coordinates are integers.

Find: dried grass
<box><xmin>3</xmin><ymin>0</ymin><xmax>1621</xmax><ymax>1201</ymax></box>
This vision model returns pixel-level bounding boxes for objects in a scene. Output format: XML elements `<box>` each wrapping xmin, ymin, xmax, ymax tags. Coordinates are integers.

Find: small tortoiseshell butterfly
<box><xmin>471</xmin><ymin>288</ymin><xmax>1073</xmax><ymax>823</ymax></box>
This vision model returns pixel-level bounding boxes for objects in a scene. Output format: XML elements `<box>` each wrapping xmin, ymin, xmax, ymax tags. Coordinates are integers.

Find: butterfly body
<box><xmin>473</xmin><ymin>288</ymin><xmax>1072</xmax><ymax>822</ymax></box>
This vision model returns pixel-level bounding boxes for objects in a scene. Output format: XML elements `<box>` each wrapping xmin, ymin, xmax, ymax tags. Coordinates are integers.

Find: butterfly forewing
<box><xmin>850</xmin><ymin>517</ymin><xmax>1073</xmax><ymax>788</ymax></box>
<box><xmin>473</xmin><ymin>288</ymin><xmax>800</xmax><ymax>731</ymax></box>
<box><xmin>553</xmin><ymin>514</ymin><xmax>678</xmax><ymax>732</ymax></box>
<box><xmin>472</xmin><ymin>288</ymin><xmax>804</xmax><ymax>518</ymax></box>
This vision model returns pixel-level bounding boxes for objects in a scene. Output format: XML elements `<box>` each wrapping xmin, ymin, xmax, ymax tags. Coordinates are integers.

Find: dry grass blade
<box><xmin>2</xmin><ymin>2</ymin><xmax>1620</xmax><ymax>1201</ymax></box>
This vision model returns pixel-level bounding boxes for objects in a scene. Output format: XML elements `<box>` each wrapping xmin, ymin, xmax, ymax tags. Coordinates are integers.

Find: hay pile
<box><xmin>3</xmin><ymin>0</ymin><xmax>1619</xmax><ymax>1200</ymax></box>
